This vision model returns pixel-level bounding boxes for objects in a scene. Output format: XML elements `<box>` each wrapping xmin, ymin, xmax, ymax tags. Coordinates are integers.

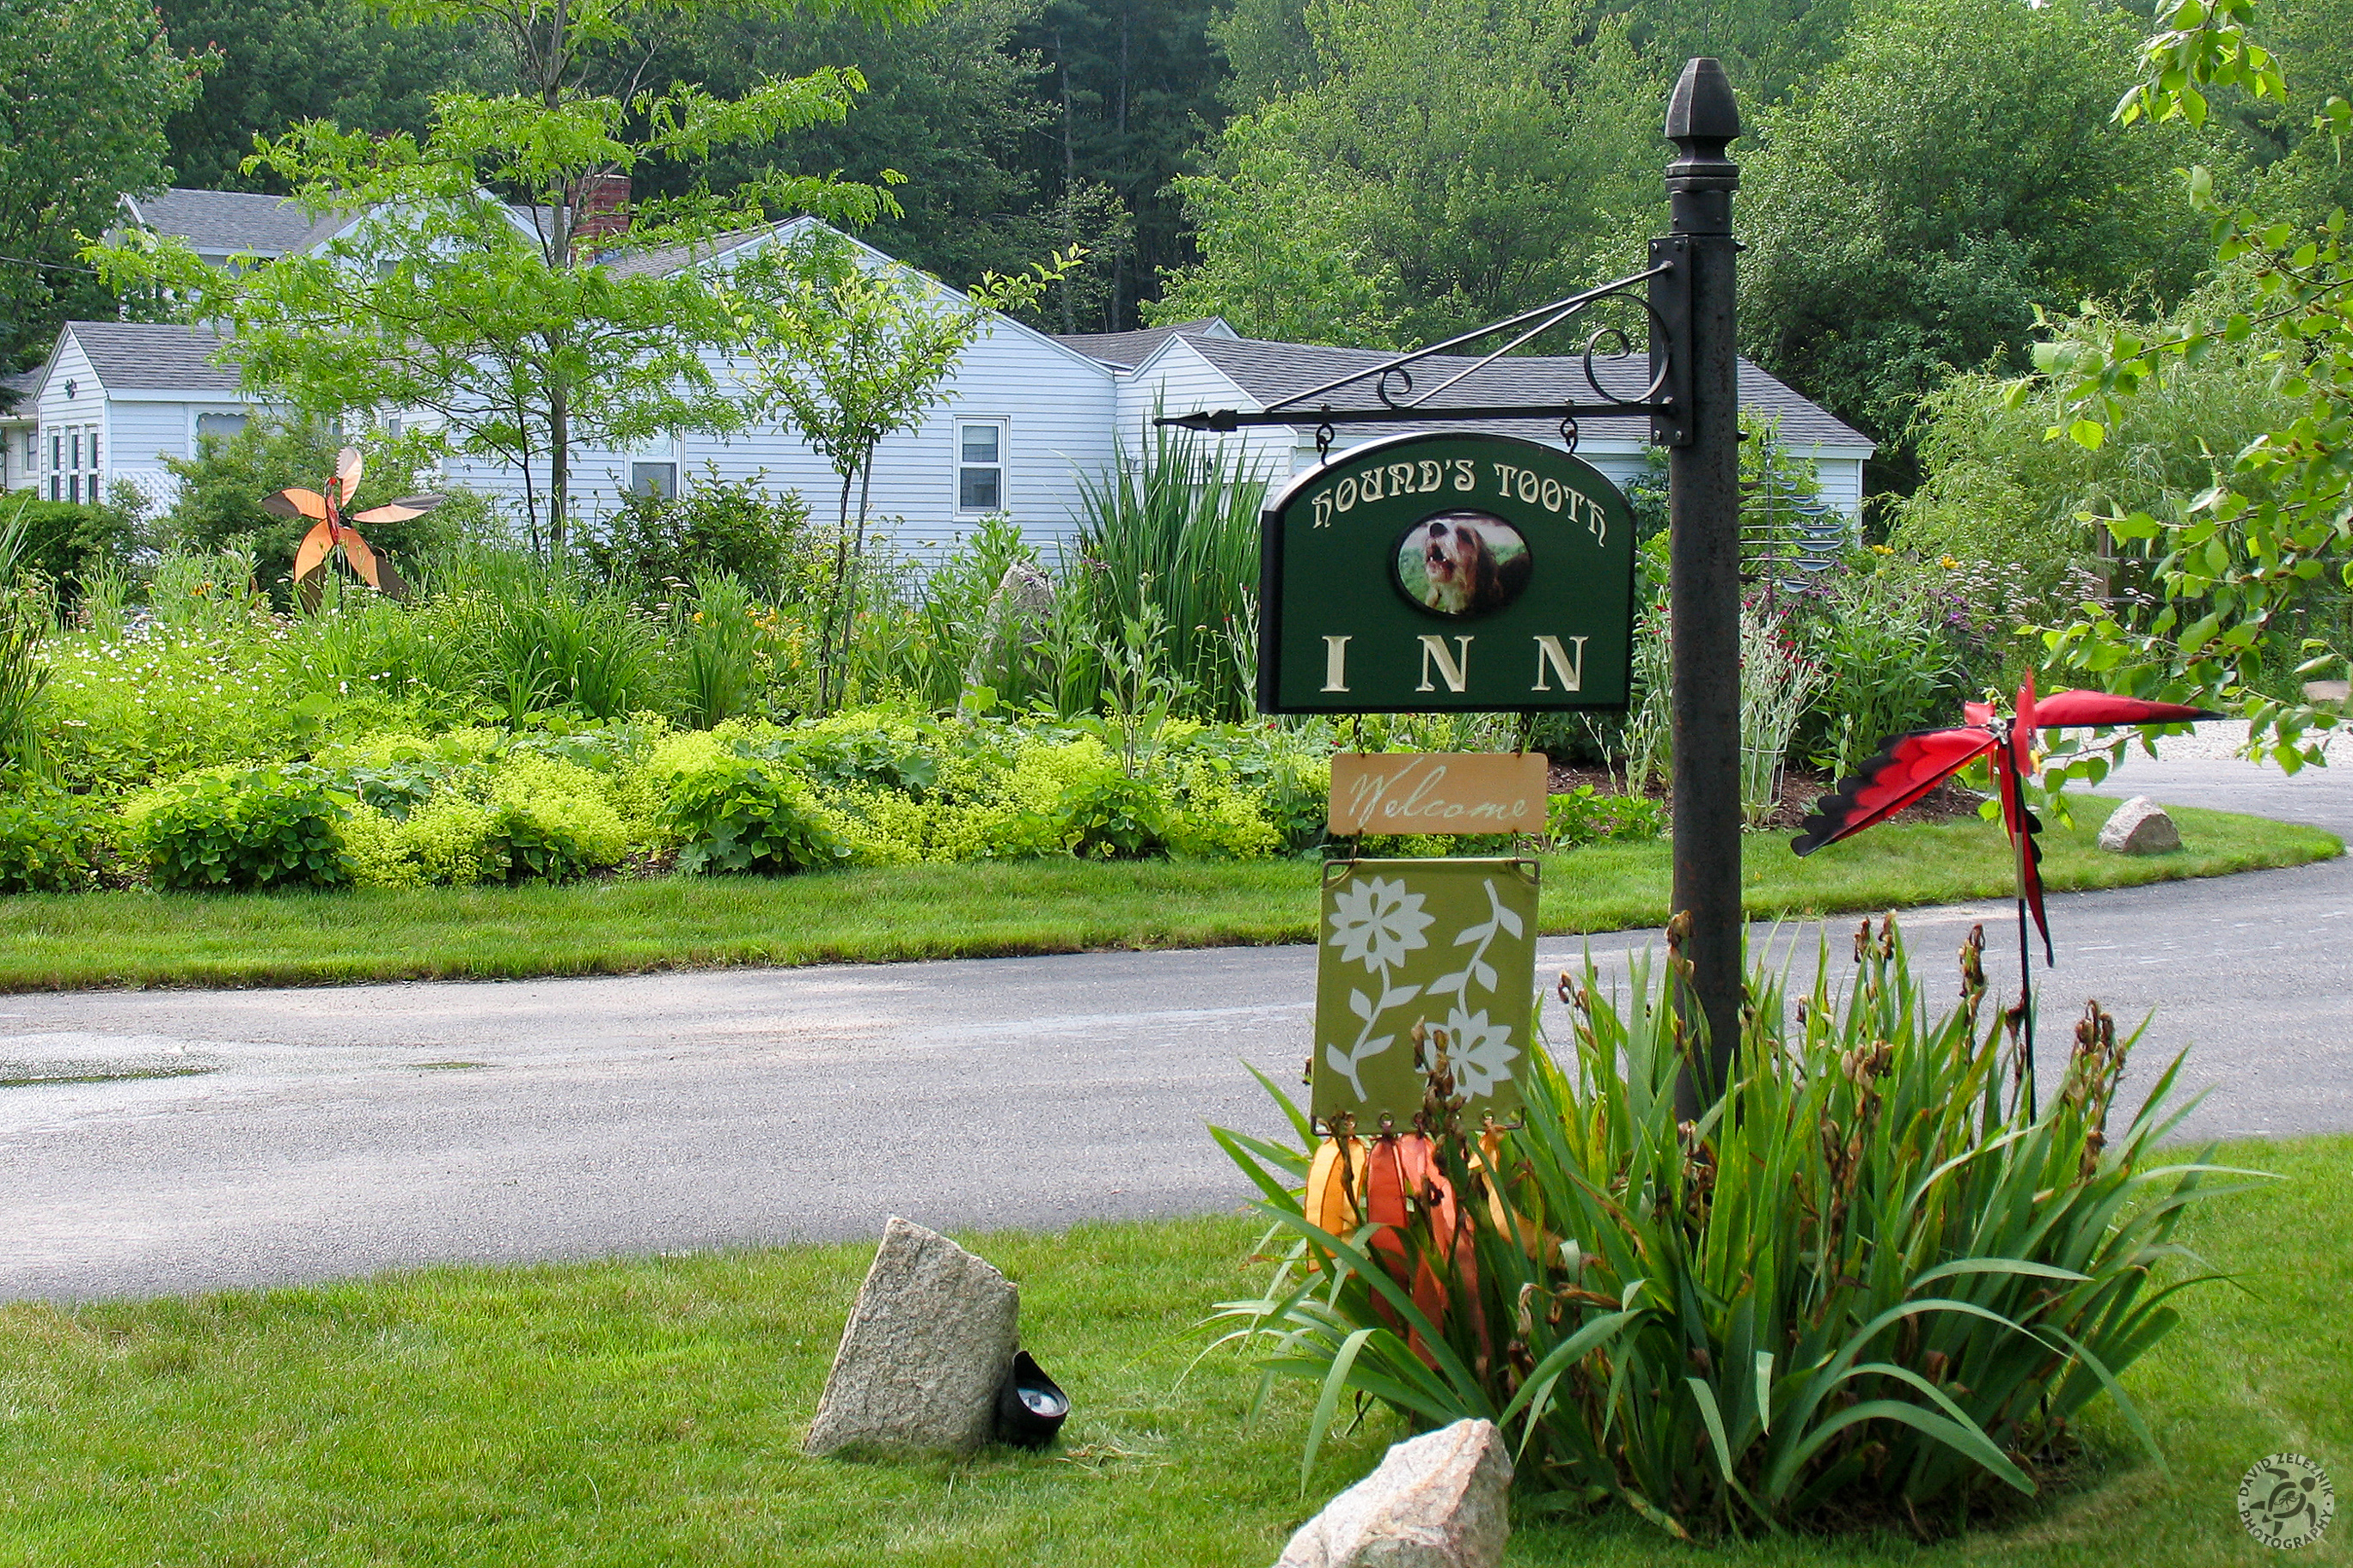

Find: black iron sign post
<box><xmin>1660</xmin><ymin>61</ymin><xmax>1744</xmax><ymax>1116</ymax></box>
<box><xmin>1162</xmin><ymin>56</ymin><xmax>1748</xmax><ymax>1113</ymax></box>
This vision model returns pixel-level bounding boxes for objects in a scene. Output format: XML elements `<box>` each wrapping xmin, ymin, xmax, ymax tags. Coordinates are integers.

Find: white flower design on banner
<box><xmin>1442</xmin><ymin>1005</ymin><xmax>1519</xmax><ymax>1099</ymax></box>
<box><xmin>1326</xmin><ymin>876</ymin><xmax>1435</xmax><ymax>972</ymax></box>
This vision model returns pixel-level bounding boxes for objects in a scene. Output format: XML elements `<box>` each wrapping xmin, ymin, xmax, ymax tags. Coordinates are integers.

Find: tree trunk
<box><xmin>547</xmin><ymin>381</ymin><xmax>571</xmax><ymax>554</ymax></box>
<box><xmin>819</xmin><ymin>467</ymin><xmax>856</xmax><ymax>711</ymax></box>
<box><xmin>1059</xmin><ymin>34</ymin><xmax>1077</xmax><ymax>336</ymax></box>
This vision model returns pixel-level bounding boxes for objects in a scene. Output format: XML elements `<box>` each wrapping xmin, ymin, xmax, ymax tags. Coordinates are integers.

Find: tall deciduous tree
<box><xmin>95</xmin><ymin>0</ymin><xmax>916</xmax><ymax>551</ymax></box>
<box><xmin>1738</xmin><ymin>0</ymin><xmax>2201</xmax><ymax>491</ymax></box>
<box><xmin>0</xmin><ymin>0</ymin><xmax>210</xmax><ymax>369</ymax></box>
<box><xmin>157</xmin><ymin>0</ymin><xmax>499</xmax><ymax>191</ymax></box>
<box><xmin>724</xmin><ymin>228</ymin><xmax>1071</xmax><ymax>708</ymax></box>
<box><xmin>1152</xmin><ymin>0</ymin><xmax>1663</xmax><ymax>346</ymax></box>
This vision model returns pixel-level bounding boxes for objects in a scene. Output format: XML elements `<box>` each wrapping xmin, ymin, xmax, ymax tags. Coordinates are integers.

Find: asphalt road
<box><xmin>3</xmin><ymin>747</ymin><xmax>2347</xmax><ymax>1303</ymax></box>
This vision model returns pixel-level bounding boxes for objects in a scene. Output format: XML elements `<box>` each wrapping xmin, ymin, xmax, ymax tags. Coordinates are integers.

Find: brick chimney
<box><xmin>572</xmin><ymin>174</ymin><xmax>632</xmax><ymax>247</ymax></box>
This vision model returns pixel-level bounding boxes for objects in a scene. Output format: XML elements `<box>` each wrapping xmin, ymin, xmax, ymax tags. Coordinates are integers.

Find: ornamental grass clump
<box><xmin>1209</xmin><ymin>915</ymin><xmax>2257</xmax><ymax>1538</ymax></box>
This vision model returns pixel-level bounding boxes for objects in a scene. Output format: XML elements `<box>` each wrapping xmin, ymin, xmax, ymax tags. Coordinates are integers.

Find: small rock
<box><xmin>1274</xmin><ymin>1419</ymin><xmax>1514</xmax><ymax>1568</ymax></box>
<box><xmin>2098</xmin><ymin>796</ymin><xmax>2182</xmax><ymax>856</ymax></box>
<box><xmin>804</xmin><ymin>1217</ymin><xmax>1018</xmax><ymax>1457</ymax></box>
<box><xmin>2306</xmin><ymin>679</ymin><xmax>2350</xmax><ymax>705</ymax></box>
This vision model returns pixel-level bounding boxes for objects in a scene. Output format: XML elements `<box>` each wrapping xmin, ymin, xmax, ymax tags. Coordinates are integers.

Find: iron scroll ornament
<box><xmin>1156</xmin><ymin>260</ymin><xmax>1682</xmax><ymax>438</ymax></box>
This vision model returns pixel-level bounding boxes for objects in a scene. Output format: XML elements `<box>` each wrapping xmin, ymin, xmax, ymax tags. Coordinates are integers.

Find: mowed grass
<box><xmin>0</xmin><ymin>797</ymin><xmax>2334</xmax><ymax>991</ymax></box>
<box><xmin>0</xmin><ymin>1135</ymin><xmax>2344</xmax><ymax>1566</ymax></box>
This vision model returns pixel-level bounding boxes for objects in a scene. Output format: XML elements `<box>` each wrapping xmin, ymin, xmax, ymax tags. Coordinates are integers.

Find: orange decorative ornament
<box><xmin>261</xmin><ymin>445</ymin><xmax>442</xmax><ymax>606</ymax></box>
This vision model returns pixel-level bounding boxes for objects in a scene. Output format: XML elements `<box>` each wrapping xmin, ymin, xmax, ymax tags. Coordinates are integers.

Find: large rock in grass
<box><xmin>1274</xmin><ymin>1419</ymin><xmax>1513</xmax><ymax>1568</ymax></box>
<box><xmin>804</xmin><ymin>1217</ymin><xmax>1018</xmax><ymax>1457</ymax></box>
<box><xmin>2098</xmin><ymin>796</ymin><xmax>2182</xmax><ymax>856</ymax></box>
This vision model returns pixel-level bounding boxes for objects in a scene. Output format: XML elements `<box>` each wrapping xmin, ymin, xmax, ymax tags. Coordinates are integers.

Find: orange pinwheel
<box><xmin>261</xmin><ymin>445</ymin><xmax>442</xmax><ymax>606</ymax></box>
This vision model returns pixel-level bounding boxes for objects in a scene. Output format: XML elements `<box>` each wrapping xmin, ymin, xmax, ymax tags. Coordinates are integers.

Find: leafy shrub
<box><xmin>1053</xmin><ymin>766</ymin><xmax>1173</xmax><ymax>859</ymax></box>
<box><xmin>1784</xmin><ymin>566</ymin><xmax>1973</xmax><ymax>778</ymax></box>
<box><xmin>0</xmin><ymin>780</ymin><xmax>95</xmax><ymax>892</ymax></box>
<box><xmin>582</xmin><ymin>469</ymin><xmax>808</xmax><ymax>598</ymax></box>
<box><xmin>1543</xmin><ymin>784</ymin><xmax>1664</xmax><ymax>847</ymax></box>
<box><xmin>138</xmin><ymin>766</ymin><xmax>351</xmax><ymax>890</ymax></box>
<box><xmin>1213</xmin><ymin>918</ymin><xmax>2242</xmax><ymax>1534</ymax></box>
<box><xmin>676</xmin><ymin>572</ymin><xmax>771</xmax><ymax>729</ymax></box>
<box><xmin>665</xmin><ymin>755</ymin><xmax>847</xmax><ymax>875</ymax></box>
<box><xmin>0</xmin><ymin>499</ymin><xmax>140</xmax><ymax>595</ymax></box>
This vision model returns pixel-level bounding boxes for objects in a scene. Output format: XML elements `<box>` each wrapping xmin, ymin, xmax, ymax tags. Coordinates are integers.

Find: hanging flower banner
<box><xmin>1311</xmin><ymin>856</ymin><xmax>1539</xmax><ymax>1127</ymax></box>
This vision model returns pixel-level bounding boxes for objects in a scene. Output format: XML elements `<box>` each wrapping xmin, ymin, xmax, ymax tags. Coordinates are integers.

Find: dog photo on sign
<box><xmin>1394</xmin><ymin>510</ymin><xmax>1531</xmax><ymax>619</ymax></box>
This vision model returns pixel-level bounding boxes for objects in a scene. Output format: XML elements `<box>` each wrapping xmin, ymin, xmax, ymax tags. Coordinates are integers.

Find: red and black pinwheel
<box><xmin>260</xmin><ymin>445</ymin><xmax>442</xmax><ymax>607</ymax></box>
<box><xmin>1794</xmin><ymin>678</ymin><xmax>2221</xmax><ymax>1105</ymax></box>
<box><xmin>1794</xmin><ymin>676</ymin><xmax>2221</xmax><ymax>961</ymax></box>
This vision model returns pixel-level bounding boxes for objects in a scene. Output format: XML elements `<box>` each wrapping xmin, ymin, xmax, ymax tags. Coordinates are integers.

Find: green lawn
<box><xmin>0</xmin><ymin>797</ymin><xmax>2335</xmax><ymax>991</ymax></box>
<box><xmin>1</xmin><ymin>1133</ymin><xmax>2343</xmax><ymax>1565</ymax></box>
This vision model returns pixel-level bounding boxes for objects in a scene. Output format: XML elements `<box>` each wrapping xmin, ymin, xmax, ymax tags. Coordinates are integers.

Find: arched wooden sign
<box><xmin>1257</xmin><ymin>431</ymin><xmax>1637</xmax><ymax>713</ymax></box>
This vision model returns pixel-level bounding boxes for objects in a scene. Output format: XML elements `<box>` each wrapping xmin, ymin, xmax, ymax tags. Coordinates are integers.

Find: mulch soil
<box><xmin>1543</xmin><ymin>761</ymin><xmax>1989</xmax><ymax>833</ymax></box>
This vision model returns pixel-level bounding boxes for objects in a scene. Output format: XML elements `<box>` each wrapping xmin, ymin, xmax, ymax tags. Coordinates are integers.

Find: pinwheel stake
<box><xmin>260</xmin><ymin>445</ymin><xmax>443</xmax><ymax>608</ymax></box>
<box><xmin>1792</xmin><ymin>677</ymin><xmax>2221</xmax><ymax>1110</ymax></box>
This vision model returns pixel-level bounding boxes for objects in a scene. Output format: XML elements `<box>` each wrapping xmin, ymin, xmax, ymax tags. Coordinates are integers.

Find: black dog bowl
<box><xmin>994</xmin><ymin>1349</ymin><xmax>1069</xmax><ymax>1449</ymax></box>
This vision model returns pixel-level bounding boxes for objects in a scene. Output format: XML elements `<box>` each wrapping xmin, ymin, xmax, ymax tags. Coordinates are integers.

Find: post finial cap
<box><xmin>1665</xmin><ymin>57</ymin><xmax>1741</xmax><ymax>147</ymax></box>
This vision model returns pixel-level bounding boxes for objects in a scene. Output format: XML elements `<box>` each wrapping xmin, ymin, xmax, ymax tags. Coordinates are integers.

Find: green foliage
<box><xmin>1542</xmin><ymin>784</ymin><xmax>1663</xmax><ymax>848</ymax></box>
<box><xmin>1051</xmin><ymin>766</ymin><xmax>1171</xmax><ymax>858</ymax></box>
<box><xmin>157</xmin><ymin>0</ymin><xmax>498</xmax><ymax>191</ymax></box>
<box><xmin>1067</xmin><ymin>423</ymin><xmax>1264</xmax><ymax>722</ymax></box>
<box><xmin>468</xmin><ymin>563</ymin><xmax>672</xmax><ymax>722</ymax></box>
<box><xmin>665</xmin><ymin>754</ymin><xmax>848</xmax><ymax>875</ymax></box>
<box><xmin>0</xmin><ymin>594</ymin><xmax>48</xmax><ymax>778</ymax></box>
<box><xmin>1153</xmin><ymin>0</ymin><xmax>1664</xmax><ymax>345</ymax></box>
<box><xmin>0</xmin><ymin>0</ymin><xmax>207</xmax><ymax>369</ymax></box>
<box><xmin>1783</xmin><ymin>566</ymin><xmax>1974</xmax><ymax>777</ymax></box>
<box><xmin>0</xmin><ymin>500</ymin><xmax>141</xmax><ymax>595</ymax></box>
<box><xmin>0</xmin><ymin>779</ymin><xmax>95</xmax><ymax>892</ymax></box>
<box><xmin>138</xmin><ymin>766</ymin><xmax>351</xmax><ymax>890</ymax></box>
<box><xmin>581</xmin><ymin>470</ymin><xmax>808</xmax><ymax>598</ymax></box>
<box><xmin>674</xmin><ymin>572</ymin><xmax>774</xmax><ymax>729</ymax></box>
<box><xmin>2032</xmin><ymin>0</ymin><xmax>2353</xmax><ymax>767</ymax></box>
<box><xmin>162</xmin><ymin>418</ymin><xmax>455</xmax><ymax>602</ymax></box>
<box><xmin>1739</xmin><ymin>0</ymin><xmax>2202</xmax><ymax>479</ymax></box>
<box><xmin>1211</xmin><ymin>918</ymin><xmax>2250</xmax><ymax>1534</ymax></box>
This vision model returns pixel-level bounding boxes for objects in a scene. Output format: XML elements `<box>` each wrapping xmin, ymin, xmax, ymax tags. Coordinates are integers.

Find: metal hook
<box><xmin>1558</xmin><ymin>415</ymin><xmax>1580</xmax><ymax>453</ymax></box>
<box><xmin>1316</xmin><ymin>412</ymin><xmax>1336</xmax><ymax>465</ymax></box>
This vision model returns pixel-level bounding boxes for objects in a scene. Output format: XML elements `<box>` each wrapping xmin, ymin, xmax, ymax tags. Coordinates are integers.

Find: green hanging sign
<box><xmin>1258</xmin><ymin>431</ymin><xmax>1638</xmax><ymax>714</ymax></box>
<box><xmin>1312</xmin><ymin>857</ymin><xmax>1540</xmax><ymax>1129</ymax></box>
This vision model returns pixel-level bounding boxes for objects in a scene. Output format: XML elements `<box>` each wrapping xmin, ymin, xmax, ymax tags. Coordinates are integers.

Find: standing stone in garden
<box><xmin>2098</xmin><ymin>796</ymin><xmax>2182</xmax><ymax>856</ymax></box>
<box><xmin>1273</xmin><ymin>1419</ymin><xmax>1513</xmax><ymax>1568</ymax></box>
<box><xmin>804</xmin><ymin>1217</ymin><xmax>1018</xmax><ymax>1457</ymax></box>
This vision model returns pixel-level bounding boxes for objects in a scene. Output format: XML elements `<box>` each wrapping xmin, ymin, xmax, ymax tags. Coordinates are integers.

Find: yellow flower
<box><xmin>1869</xmin><ymin>543</ymin><xmax>1894</xmax><ymax>557</ymax></box>
<box><xmin>1940</xmin><ymin>555</ymin><xmax>1961</xmax><ymax>570</ymax></box>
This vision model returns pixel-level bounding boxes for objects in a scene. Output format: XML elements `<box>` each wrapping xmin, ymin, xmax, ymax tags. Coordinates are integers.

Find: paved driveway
<box><xmin>2</xmin><ymin>741</ymin><xmax>2345</xmax><ymax>1302</ymax></box>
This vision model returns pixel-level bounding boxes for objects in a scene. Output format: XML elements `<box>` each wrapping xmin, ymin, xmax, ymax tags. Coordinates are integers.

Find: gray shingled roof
<box><xmin>125</xmin><ymin>188</ymin><xmax>347</xmax><ymax>257</ymax></box>
<box><xmin>64</xmin><ymin>322</ymin><xmax>242</xmax><ymax>394</ymax></box>
<box><xmin>1054</xmin><ymin>320</ymin><xmax>1230</xmax><ymax>369</ymax></box>
<box><xmin>1182</xmin><ymin>336</ymin><xmax>1873</xmax><ymax>451</ymax></box>
<box><xmin>0</xmin><ymin>369</ymin><xmax>37</xmax><ymax>416</ymax></box>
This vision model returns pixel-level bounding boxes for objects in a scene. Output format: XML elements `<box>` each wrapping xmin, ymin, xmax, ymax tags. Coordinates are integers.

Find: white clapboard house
<box><xmin>7</xmin><ymin>188</ymin><xmax>1873</xmax><ymax>552</ymax></box>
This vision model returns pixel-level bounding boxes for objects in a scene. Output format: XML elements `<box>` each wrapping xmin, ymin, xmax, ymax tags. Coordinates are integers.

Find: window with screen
<box><xmin>629</xmin><ymin>462</ymin><xmax>677</xmax><ymax>498</ymax></box>
<box><xmin>956</xmin><ymin>421</ymin><xmax>1005</xmax><ymax>515</ymax></box>
<box><xmin>196</xmin><ymin>412</ymin><xmax>248</xmax><ymax>442</ymax></box>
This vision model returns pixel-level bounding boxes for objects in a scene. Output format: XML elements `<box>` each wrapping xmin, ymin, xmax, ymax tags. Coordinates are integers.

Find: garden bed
<box><xmin>0</xmin><ymin>1133</ymin><xmax>2341</xmax><ymax>1565</ymax></box>
<box><xmin>0</xmin><ymin>798</ymin><xmax>2332</xmax><ymax>991</ymax></box>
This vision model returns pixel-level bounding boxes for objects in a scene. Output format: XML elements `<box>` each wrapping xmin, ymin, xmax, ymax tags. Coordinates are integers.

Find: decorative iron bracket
<box><xmin>1155</xmin><ymin>255</ymin><xmax>1695</xmax><ymax>447</ymax></box>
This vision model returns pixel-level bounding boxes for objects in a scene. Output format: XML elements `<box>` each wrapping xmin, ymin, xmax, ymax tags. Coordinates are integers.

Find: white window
<box><xmin>956</xmin><ymin>420</ymin><xmax>1005</xmax><ymax>515</ymax></box>
<box><xmin>196</xmin><ymin>412</ymin><xmax>248</xmax><ymax>442</ymax></box>
<box><xmin>629</xmin><ymin>461</ymin><xmax>676</xmax><ymax>498</ymax></box>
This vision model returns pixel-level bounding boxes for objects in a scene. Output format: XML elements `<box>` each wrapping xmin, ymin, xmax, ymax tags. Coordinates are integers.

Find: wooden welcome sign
<box><xmin>1329</xmin><ymin>751</ymin><xmax>1548</xmax><ymax>836</ymax></box>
